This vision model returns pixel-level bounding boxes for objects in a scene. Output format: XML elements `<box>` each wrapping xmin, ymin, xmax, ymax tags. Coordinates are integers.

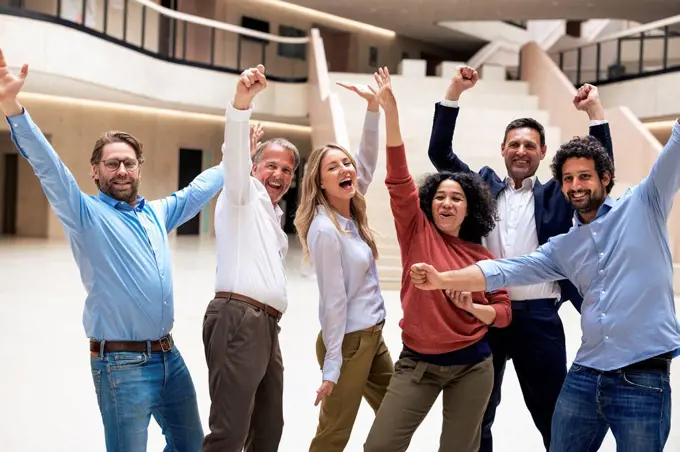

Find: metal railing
<box><xmin>552</xmin><ymin>14</ymin><xmax>680</xmax><ymax>86</ymax></box>
<box><xmin>0</xmin><ymin>0</ymin><xmax>310</xmax><ymax>82</ymax></box>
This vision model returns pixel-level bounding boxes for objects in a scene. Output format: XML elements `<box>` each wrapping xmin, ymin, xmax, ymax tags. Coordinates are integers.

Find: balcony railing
<box><xmin>552</xmin><ymin>14</ymin><xmax>680</xmax><ymax>86</ymax></box>
<box><xmin>0</xmin><ymin>0</ymin><xmax>310</xmax><ymax>82</ymax></box>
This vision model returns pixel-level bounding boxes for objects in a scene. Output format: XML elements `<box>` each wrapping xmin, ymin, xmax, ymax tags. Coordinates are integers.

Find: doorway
<box><xmin>316</xmin><ymin>25</ymin><xmax>351</xmax><ymax>72</ymax></box>
<box><xmin>2</xmin><ymin>153</ymin><xmax>18</xmax><ymax>235</ymax></box>
<box><xmin>158</xmin><ymin>0</ymin><xmax>177</xmax><ymax>57</ymax></box>
<box><xmin>177</xmin><ymin>148</ymin><xmax>203</xmax><ymax>235</ymax></box>
<box><xmin>421</xmin><ymin>51</ymin><xmax>443</xmax><ymax>76</ymax></box>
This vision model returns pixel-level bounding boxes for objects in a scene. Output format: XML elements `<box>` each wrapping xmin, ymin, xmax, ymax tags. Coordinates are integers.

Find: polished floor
<box><xmin>0</xmin><ymin>236</ymin><xmax>678</xmax><ymax>451</ymax></box>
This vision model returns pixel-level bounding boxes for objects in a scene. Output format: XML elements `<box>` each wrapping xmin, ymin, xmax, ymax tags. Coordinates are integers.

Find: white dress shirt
<box><xmin>482</xmin><ymin>176</ymin><xmax>561</xmax><ymax>301</ymax></box>
<box><xmin>307</xmin><ymin>109</ymin><xmax>383</xmax><ymax>383</ymax></box>
<box><xmin>214</xmin><ymin>102</ymin><xmax>288</xmax><ymax>313</ymax></box>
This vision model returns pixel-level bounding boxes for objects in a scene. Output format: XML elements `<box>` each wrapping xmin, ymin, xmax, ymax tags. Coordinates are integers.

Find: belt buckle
<box><xmin>159</xmin><ymin>336</ymin><xmax>172</xmax><ymax>352</ymax></box>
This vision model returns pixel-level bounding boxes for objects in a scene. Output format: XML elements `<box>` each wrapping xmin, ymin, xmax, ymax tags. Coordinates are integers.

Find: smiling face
<box><xmin>252</xmin><ymin>143</ymin><xmax>296</xmax><ymax>204</ymax></box>
<box><xmin>319</xmin><ymin>148</ymin><xmax>357</xmax><ymax>206</ymax></box>
<box><xmin>560</xmin><ymin>157</ymin><xmax>610</xmax><ymax>222</ymax></box>
<box><xmin>92</xmin><ymin>141</ymin><xmax>141</xmax><ymax>205</ymax></box>
<box><xmin>431</xmin><ymin>179</ymin><xmax>468</xmax><ymax>236</ymax></box>
<box><xmin>502</xmin><ymin>127</ymin><xmax>546</xmax><ymax>184</ymax></box>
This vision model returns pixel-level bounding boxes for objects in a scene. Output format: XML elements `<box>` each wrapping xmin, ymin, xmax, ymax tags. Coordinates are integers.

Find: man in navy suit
<box><xmin>427</xmin><ymin>66</ymin><xmax>614</xmax><ymax>452</ymax></box>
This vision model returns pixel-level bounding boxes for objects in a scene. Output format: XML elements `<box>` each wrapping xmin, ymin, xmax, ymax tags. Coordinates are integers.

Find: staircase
<box><xmin>327</xmin><ymin>72</ymin><xmax>563</xmax><ymax>289</ymax></box>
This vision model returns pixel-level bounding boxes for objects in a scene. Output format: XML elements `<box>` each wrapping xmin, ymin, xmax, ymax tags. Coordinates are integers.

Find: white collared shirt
<box><xmin>214</xmin><ymin>102</ymin><xmax>288</xmax><ymax>312</ymax></box>
<box><xmin>483</xmin><ymin>176</ymin><xmax>561</xmax><ymax>301</ymax></box>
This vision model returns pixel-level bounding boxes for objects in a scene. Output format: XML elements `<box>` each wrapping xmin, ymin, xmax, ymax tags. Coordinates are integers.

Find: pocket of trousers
<box><xmin>91</xmin><ymin>369</ymin><xmax>102</xmax><ymax>408</ymax></box>
<box><xmin>109</xmin><ymin>352</ymin><xmax>149</xmax><ymax>371</ymax></box>
<box><xmin>621</xmin><ymin>371</ymin><xmax>666</xmax><ymax>392</ymax></box>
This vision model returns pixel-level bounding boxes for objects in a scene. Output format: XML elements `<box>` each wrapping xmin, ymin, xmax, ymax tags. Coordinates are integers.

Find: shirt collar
<box><xmin>274</xmin><ymin>204</ymin><xmax>284</xmax><ymax>224</ymax></box>
<box><xmin>316</xmin><ymin>205</ymin><xmax>352</xmax><ymax>230</ymax></box>
<box><xmin>97</xmin><ymin>190</ymin><xmax>146</xmax><ymax>211</ymax></box>
<box><xmin>504</xmin><ymin>175</ymin><xmax>537</xmax><ymax>190</ymax></box>
<box><xmin>573</xmin><ymin>195</ymin><xmax>614</xmax><ymax>227</ymax></box>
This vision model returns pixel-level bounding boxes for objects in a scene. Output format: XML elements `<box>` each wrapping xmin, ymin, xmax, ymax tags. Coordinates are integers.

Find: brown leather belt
<box><xmin>362</xmin><ymin>320</ymin><xmax>384</xmax><ymax>333</ymax></box>
<box><xmin>215</xmin><ymin>291</ymin><xmax>283</xmax><ymax>321</ymax></box>
<box><xmin>90</xmin><ymin>335</ymin><xmax>174</xmax><ymax>354</ymax></box>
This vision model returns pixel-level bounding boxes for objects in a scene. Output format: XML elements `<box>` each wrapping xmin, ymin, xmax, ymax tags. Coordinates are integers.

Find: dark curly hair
<box><xmin>551</xmin><ymin>135</ymin><xmax>615</xmax><ymax>194</ymax></box>
<box><xmin>418</xmin><ymin>171</ymin><xmax>498</xmax><ymax>244</ymax></box>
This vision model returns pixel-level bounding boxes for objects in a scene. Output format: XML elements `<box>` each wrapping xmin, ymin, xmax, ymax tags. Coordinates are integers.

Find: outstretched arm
<box><xmin>222</xmin><ymin>65</ymin><xmax>268</xmax><ymax>205</ymax></box>
<box><xmin>640</xmin><ymin>119</ymin><xmax>680</xmax><ymax>218</ymax></box>
<box><xmin>427</xmin><ymin>66</ymin><xmax>478</xmax><ymax>173</ymax></box>
<box><xmin>335</xmin><ymin>81</ymin><xmax>381</xmax><ymax>195</ymax></box>
<box><xmin>1</xmin><ymin>49</ymin><xmax>88</xmax><ymax>232</ymax></box>
<box><xmin>153</xmin><ymin>164</ymin><xmax>224</xmax><ymax>232</ymax></box>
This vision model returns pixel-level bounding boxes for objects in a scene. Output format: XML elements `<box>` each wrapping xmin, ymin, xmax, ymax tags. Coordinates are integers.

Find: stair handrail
<box><xmin>133</xmin><ymin>0</ymin><xmax>309</xmax><ymax>44</ymax></box>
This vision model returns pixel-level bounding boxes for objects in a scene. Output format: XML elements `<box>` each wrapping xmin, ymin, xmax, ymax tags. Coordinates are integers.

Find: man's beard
<box><xmin>567</xmin><ymin>185</ymin><xmax>605</xmax><ymax>216</ymax></box>
<box><xmin>100</xmin><ymin>177</ymin><xmax>140</xmax><ymax>204</ymax></box>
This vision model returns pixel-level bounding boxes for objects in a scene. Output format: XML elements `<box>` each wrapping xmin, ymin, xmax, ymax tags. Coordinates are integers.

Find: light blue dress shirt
<box><xmin>478</xmin><ymin>121</ymin><xmax>680</xmax><ymax>371</ymax></box>
<box><xmin>7</xmin><ymin>109</ymin><xmax>224</xmax><ymax>341</ymax></box>
<box><xmin>307</xmin><ymin>109</ymin><xmax>384</xmax><ymax>384</ymax></box>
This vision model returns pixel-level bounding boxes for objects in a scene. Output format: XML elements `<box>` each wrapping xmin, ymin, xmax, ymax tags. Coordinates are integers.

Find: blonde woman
<box><xmin>295</xmin><ymin>77</ymin><xmax>393</xmax><ymax>452</ymax></box>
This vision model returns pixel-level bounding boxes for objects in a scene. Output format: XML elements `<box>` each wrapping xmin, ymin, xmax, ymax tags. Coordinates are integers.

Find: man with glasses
<box><xmin>0</xmin><ymin>49</ymin><xmax>223</xmax><ymax>451</ymax></box>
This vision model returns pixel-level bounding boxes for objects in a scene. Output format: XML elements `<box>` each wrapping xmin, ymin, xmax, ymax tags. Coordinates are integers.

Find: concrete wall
<box><xmin>0</xmin><ymin>92</ymin><xmax>311</xmax><ymax>239</ymax></box>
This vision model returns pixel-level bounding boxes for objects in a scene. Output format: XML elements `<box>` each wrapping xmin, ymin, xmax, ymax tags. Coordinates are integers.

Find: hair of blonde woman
<box><xmin>294</xmin><ymin>144</ymin><xmax>378</xmax><ymax>261</ymax></box>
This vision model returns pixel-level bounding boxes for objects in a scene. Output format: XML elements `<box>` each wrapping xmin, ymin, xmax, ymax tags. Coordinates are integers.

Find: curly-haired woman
<box><xmin>363</xmin><ymin>68</ymin><xmax>512</xmax><ymax>452</ymax></box>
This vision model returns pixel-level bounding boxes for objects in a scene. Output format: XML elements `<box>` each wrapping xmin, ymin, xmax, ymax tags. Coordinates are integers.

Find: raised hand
<box><xmin>233</xmin><ymin>64</ymin><xmax>268</xmax><ymax>110</ymax></box>
<box><xmin>336</xmin><ymin>82</ymin><xmax>379</xmax><ymax>111</ymax></box>
<box><xmin>373</xmin><ymin>67</ymin><xmax>397</xmax><ymax>113</ymax></box>
<box><xmin>249</xmin><ymin>122</ymin><xmax>264</xmax><ymax>158</ymax></box>
<box><xmin>410</xmin><ymin>263</ymin><xmax>444</xmax><ymax>290</ymax></box>
<box><xmin>445</xmin><ymin>66</ymin><xmax>478</xmax><ymax>100</ymax></box>
<box><xmin>573</xmin><ymin>83</ymin><xmax>604</xmax><ymax>120</ymax></box>
<box><xmin>445</xmin><ymin>290</ymin><xmax>474</xmax><ymax>312</ymax></box>
<box><xmin>0</xmin><ymin>48</ymin><xmax>28</xmax><ymax>117</ymax></box>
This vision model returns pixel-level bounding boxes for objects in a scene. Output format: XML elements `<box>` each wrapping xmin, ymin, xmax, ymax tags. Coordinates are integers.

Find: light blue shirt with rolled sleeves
<box><xmin>307</xmin><ymin>109</ymin><xmax>385</xmax><ymax>384</ymax></box>
<box><xmin>7</xmin><ymin>109</ymin><xmax>224</xmax><ymax>341</ymax></box>
<box><xmin>478</xmin><ymin>121</ymin><xmax>680</xmax><ymax>371</ymax></box>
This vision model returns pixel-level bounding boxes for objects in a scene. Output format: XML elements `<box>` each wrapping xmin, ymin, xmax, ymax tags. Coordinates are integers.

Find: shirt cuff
<box><xmin>5</xmin><ymin>107</ymin><xmax>31</xmax><ymax>130</ymax></box>
<box><xmin>440</xmin><ymin>99</ymin><xmax>459</xmax><ymax>108</ymax></box>
<box><xmin>589</xmin><ymin>119</ymin><xmax>608</xmax><ymax>126</ymax></box>
<box><xmin>226</xmin><ymin>102</ymin><xmax>253</xmax><ymax>122</ymax></box>
<box><xmin>322</xmin><ymin>361</ymin><xmax>341</xmax><ymax>384</ymax></box>
<box><xmin>364</xmin><ymin>109</ymin><xmax>381</xmax><ymax>130</ymax></box>
<box><xmin>476</xmin><ymin>260</ymin><xmax>503</xmax><ymax>292</ymax></box>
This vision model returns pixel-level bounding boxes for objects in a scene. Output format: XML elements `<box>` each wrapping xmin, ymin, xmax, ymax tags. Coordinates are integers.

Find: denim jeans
<box><xmin>551</xmin><ymin>363</ymin><xmax>672</xmax><ymax>452</ymax></box>
<box><xmin>90</xmin><ymin>345</ymin><xmax>204</xmax><ymax>452</ymax></box>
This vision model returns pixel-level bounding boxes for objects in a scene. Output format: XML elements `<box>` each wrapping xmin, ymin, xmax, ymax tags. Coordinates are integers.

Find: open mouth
<box><xmin>570</xmin><ymin>191</ymin><xmax>588</xmax><ymax>200</ymax></box>
<box><xmin>113</xmin><ymin>181</ymin><xmax>131</xmax><ymax>188</ymax></box>
<box><xmin>267</xmin><ymin>180</ymin><xmax>283</xmax><ymax>191</ymax></box>
<box><xmin>339</xmin><ymin>177</ymin><xmax>353</xmax><ymax>190</ymax></box>
<box><xmin>513</xmin><ymin>159</ymin><xmax>530</xmax><ymax>168</ymax></box>
<box><xmin>439</xmin><ymin>212</ymin><xmax>454</xmax><ymax>219</ymax></box>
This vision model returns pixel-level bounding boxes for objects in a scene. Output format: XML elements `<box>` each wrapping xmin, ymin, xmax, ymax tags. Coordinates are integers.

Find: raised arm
<box><xmin>373</xmin><ymin>68</ymin><xmax>420</xmax><ymax>243</ymax></box>
<box><xmin>308</xmin><ymin>220</ymin><xmax>348</xmax><ymax>388</ymax></box>
<box><xmin>640</xmin><ymin>119</ymin><xmax>680</xmax><ymax>217</ymax></box>
<box><xmin>152</xmin><ymin>164</ymin><xmax>224</xmax><ymax>232</ymax></box>
<box><xmin>410</xmin><ymin>241</ymin><xmax>566</xmax><ymax>293</ymax></box>
<box><xmin>1</xmin><ymin>49</ymin><xmax>88</xmax><ymax>232</ymax></box>
<box><xmin>427</xmin><ymin>66</ymin><xmax>478</xmax><ymax>173</ymax></box>
<box><xmin>573</xmin><ymin>83</ymin><xmax>614</xmax><ymax>162</ymax></box>
<box><xmin>222</xmin><ymin>65</ymin><xmax>268</xmax><ymax>205</ymax></box>
<box><xmin>335</xmin><ymin>81</ymin><xmax>381</xmax><ymax>195</ymax></box>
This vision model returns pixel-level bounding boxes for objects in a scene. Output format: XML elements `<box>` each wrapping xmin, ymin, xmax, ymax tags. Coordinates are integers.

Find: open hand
<box><xmin>410</xmin><ymin>263</ymin><xmax>444</xmax><ymax>290</ymax></box>
<box><xmin>314</xmin><ymin>380</ymin><xmax>336</xmax><ymax>406</ymax></box>
<box><xmin>446</xmin><ymin>66</ymin><xmax>478</xmax><ymax>100</ymax></box>
<box><xmin>373</xmin><ymin>67</ymin><xmax>397</xmax><ymax>113</ymax></box>
<box><xmin>249</xmin><ymin>122</ymin><xmax>264</xmax><ymax>157</ymax></box>
<box><xmin>445</xmin><ymin>290</ymin><xmax>474</xmax><ymax>312</ymax></box>
<box><xmin>0</xmin><ymin>48</ymin><xmax>28</xmax><ymax>116</ymax></box>
<box><xmin>336</xmin><ymin>82</ymin><xmax>379</xmax><ymax>111</ymax></box>
<box><xmin>234</xmin><ymin>64</ymin><xmax>268</xmax><ymax>110</ymax></box>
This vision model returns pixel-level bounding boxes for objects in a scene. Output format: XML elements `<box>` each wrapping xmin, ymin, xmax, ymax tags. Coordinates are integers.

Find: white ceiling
<box><xmin>284</xmin><ymin>0</ymin><xmax>680</xmax><ymax>47</ymax></box>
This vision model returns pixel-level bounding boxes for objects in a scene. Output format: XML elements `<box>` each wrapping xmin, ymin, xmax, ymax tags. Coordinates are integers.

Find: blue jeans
<box><xmin>551</xmin><ymin>363</ymin><xmax>672</xmax><ymax>452</ymax></box>
<box><xmin>90</xmin><ymin>345</ymin><xmax>204</xmax><ymax>452</ymax></box>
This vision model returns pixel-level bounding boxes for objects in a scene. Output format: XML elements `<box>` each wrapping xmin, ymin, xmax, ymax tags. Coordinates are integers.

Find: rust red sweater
<box><xmin>386</xmin><ymin>144</ymin><xmax>512</xmax><ymax>354</ymax></box>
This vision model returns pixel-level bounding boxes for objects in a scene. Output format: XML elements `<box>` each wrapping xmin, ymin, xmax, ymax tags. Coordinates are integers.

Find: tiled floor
<box><xmin>0</xmin><ymin>236</ymin><xmax>678</xmax><ymax>451</ymax></box>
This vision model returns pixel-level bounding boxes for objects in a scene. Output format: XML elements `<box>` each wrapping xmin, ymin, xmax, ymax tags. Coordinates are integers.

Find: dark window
<box><xmin>278</xmin><ymin>25</ymin><xmax>307</xmax><ymax>60</ymax></box>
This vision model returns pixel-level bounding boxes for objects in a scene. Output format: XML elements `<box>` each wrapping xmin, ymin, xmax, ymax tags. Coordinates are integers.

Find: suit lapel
<box><xmin>533</xmin><ymin>179</ymin><xmax>544</xmax><ymax>240</ymax></box>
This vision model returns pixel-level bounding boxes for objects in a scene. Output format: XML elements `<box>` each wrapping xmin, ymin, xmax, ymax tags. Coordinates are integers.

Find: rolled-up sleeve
<box><xmin>477</xmin><ymin>242</ymin><xmax>566</xmax><ymax>292</ymax></box>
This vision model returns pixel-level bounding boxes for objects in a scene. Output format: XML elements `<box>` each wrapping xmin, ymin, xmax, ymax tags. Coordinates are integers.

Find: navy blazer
<box><xmin>427</xmin><ymin>103</ymin><xmax>614</xmax><ymax>313</ymax></box>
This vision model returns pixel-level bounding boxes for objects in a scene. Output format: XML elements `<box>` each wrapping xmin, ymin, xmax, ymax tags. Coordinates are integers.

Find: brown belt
<box><xmin>362</xmin><ymin>320</ymin><xmax>385</xmax><ymax>333</ymax></box>
<box><xmin>215</xmin><ymin>291</ymin><xmax>283</xmax><ymax>321</ymax></box>
<box><xmin>90</xmin><ymin>335</ymin><xmax>174</xmax><ymax>354</ymax></box>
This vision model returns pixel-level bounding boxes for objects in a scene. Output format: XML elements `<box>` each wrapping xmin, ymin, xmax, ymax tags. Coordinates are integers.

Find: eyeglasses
<box><xmin>102</xmin><ymin>159</ymin><xmax>140</xmax><ymax>171</ymax></box>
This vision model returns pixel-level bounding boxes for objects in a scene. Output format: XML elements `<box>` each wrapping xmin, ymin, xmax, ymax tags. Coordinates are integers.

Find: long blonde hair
<box><xmin>295</xmin><ymin>144</ymin><xmax>378</xmax><ymax>261</ymax></box>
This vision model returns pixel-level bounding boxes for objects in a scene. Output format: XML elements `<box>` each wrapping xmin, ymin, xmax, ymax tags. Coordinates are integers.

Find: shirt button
<box><xmin>164</xmin><ymin>301</ymin><xmax>168</xmax><ymax>305</ymax></box>
<box><xmin>605</xmin><ymin>336</ymin><xmax>609</xmax><ymax>340</ymax></box>
<box><xmin>601</xmin><ymin>290</ymin><xmax>606</xmax><ymax>295</ymax></box>
<box><xmin>599</xmin><ymin>269</ymin><xmax>604</xmax><ymax>274</ymax></box>
<box><xmin>601</xmin><ymin>312</ymin><xmax>606</xmax><ymax>317</ymax></box>
<box><xmin>599</xmin><ymin>253</ymin><xmax>604</xmax><ymax>257</ymax></box>
<box><xmin>593</xmin><ymin>232</ymin><xmax>597</xmax><ymax>236</ymax></box>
